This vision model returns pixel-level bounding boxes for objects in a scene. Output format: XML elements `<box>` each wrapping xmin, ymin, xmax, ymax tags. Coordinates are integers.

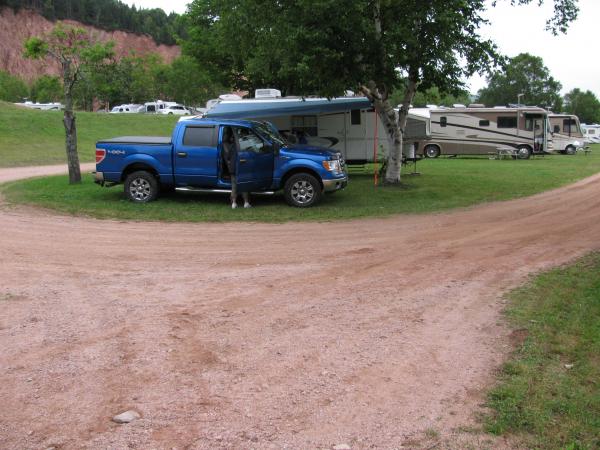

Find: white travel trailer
<box><xmin>15</xmin><ymin>101</ymin><xmax>63</xmax><ymax>110</ymax></box>
<box><xmin>202</xmin><ymin>93</ymin><xmax>426</xmax><ymax>163</ymax></box>
<box><xmin>409</xmin><ymin>106</ymin><xmax>553</xmax><ymax>159</ymax></box>
<box><xmin>548</xmin><ymin>114</ymin><xmax>586</xmax><ymax>154</ymax></box>
<box><xmin>110</xmin><ymin>104</ymin><xmax>143</xmax><ymax>113</ymax></box>
<box><xmin>582</xmin><ymin>124</ymin><xmax>600</xmax><ymax>144</ymax></box>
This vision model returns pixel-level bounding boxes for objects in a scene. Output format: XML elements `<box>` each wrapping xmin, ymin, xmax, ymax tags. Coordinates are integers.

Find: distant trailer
<box><xmin>548</xmin><ymin>114</ymin><xmax>586</xmax><ymax>154</ymax></box>
<box><xmin>582</xmin><ymin>124</ymin><xmax>600</xmax><ymax>144</ymax></box>
<box><xmin>407</xmin><ymin>106</ymin><xmax>554</xmax><ymax>160</ymax></box>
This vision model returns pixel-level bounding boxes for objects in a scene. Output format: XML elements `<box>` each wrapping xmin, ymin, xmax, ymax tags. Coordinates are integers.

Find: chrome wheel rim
<box><xmin>291</xmin><ymin>180</ymin><xmax>314</xmax><ymax>204</ymax></box>
<box><xmin>129</xmin><ymin>178</ymin><xmax>151</xmax><ymax>201</ymax></box>
<box><xmin>426</xmin><ymin>147</ymin><xmax>438</xmax><ymax>157</ymax></box>
<box><xmin>517</xmin><ymin>147</ymin><xmax>530</xmax><ymax>158</ymax></box>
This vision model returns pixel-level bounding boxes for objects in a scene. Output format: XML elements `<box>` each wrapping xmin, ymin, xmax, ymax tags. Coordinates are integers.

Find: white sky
<box><xmin>122</xmin><ymin>0</ymin><xmax>598</xmax><ymax>97</ymax></box>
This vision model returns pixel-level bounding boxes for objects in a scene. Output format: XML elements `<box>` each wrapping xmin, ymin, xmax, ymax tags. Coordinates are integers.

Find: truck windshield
<box><xmin>254</xmin><ymin>121</ymin><xmax>286</xmax><ymax>146</ymax></box>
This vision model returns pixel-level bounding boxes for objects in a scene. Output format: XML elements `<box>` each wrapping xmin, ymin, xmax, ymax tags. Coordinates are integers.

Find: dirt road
<box><xmin>1</xmin><ymin>164</ymin><xmax>599</xmax><ymax>449</ymax></box>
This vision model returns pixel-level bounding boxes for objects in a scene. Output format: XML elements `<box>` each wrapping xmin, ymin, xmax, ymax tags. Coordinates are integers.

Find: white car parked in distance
<box><xmin>160</xmin><ymin>104</ymin><xmax>190</xmax><ymax>115</ymax></box>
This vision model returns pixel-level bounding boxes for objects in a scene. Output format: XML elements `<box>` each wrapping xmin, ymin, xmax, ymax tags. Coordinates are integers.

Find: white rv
<box><xmin>548</xmin><ymin>114</ymin><xmax>586</xmax><ymax>154</ymax></box>
<box><xmin>409</xmin><ymin>106</ymin><xmax>553</xmax><ymax>159</ymax></box>
<box><xmin>202</xmin><ymin>91</ymin><xmax>427</xmax><ymax>163</ymax></box>
<box><xmin>582</xmin><ymin>124</ymin><xmax>600</xmax><ymax>144</ymax></box>
<box><xmin>110</xmin><ymin>104</ymin><xmax>143</xmax><ymax>113</ymax></box>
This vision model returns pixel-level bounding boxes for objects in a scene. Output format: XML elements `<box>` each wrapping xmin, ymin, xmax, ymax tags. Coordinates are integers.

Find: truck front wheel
<box><xmin>124</xmin><ymin>170</ymin><xmax>159</xmax><ymax>203</ymax></box>
<box><xmin>284</xmin><ymin>173</ymin><xmax>322</xmax><ymax>207</ymax></box>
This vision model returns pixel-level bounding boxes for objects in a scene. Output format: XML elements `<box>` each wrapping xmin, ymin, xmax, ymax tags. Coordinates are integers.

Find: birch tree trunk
<box><xmin>360</xmin><ymin>83</ymin><xmax>403</xmax><ymax>184</ymax></box>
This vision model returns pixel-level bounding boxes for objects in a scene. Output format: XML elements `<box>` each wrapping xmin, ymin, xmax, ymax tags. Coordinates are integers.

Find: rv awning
<box><xmin>204</xmin><ymin>97</ymin><xmax>373</xmax><ymax>119</ymax></box>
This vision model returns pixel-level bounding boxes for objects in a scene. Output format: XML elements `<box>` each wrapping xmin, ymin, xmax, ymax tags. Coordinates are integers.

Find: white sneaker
<box><xmin>231</xmin><ymin>202</ymin><xmax>238</xmax><ymax>209</ymax></box>
<box><xmin>244</xmin><ymin>202</ymin><xmax>252</xmax><ymax>208</ymax></box>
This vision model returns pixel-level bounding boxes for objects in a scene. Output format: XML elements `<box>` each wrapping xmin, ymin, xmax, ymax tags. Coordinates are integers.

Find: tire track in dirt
<box><xmin>0</xmin><ymin>164</ymin><xmax>599</xmax><ymax>449</ymax></box>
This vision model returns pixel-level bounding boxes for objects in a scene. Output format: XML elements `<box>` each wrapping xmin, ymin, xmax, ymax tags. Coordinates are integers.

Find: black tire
<box><xmin>424</xmin><ymin>145</ymin><xmax>440</xmax><ymax>158</ymax></box>
<box><xmin>516</xmin><ymin>145</ymin><xmax>532</xmax><ymax>160</ymax></box>
<box><xmin>124</xmin><ymin>170</ymin><xmax>159</xmax><ymax>203</ymax></box>
<box><xmin>284</xmin><ymin>173</ymin><xmax>322</xmax><ymax>207</ymax></box>
<box><xmin>565</xmin><ymin>145</ymin><xmax>577</xmax><ymax>155</ymax></box>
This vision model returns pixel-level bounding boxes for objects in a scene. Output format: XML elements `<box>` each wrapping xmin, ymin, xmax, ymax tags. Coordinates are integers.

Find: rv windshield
<box><xmin>254</xmin><ymin>121</ymin><xmax>286</xmax><ymax>146</ymax></box>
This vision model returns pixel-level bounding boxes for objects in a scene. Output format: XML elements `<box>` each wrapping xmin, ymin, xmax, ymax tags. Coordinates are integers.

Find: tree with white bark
<box><xmin>24</xmin><ymin>23</ymin><xmax>114</xmax><ymax>184</ymax></box>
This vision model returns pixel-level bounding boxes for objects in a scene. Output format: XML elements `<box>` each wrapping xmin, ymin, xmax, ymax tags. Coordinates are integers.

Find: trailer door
<box><xmin>318</xmin><ymin>113</ymin><xmax>346</xmax><ymax>156</ymax></box>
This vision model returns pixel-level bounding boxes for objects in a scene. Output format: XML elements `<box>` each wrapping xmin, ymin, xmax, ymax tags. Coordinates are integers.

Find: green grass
<box><xmin>2</xmin><ymin>147</ymin><xmax>600</xmax><ymax>222</ymax></box>
<box><xmin>485</xmin><ymin>253</ymin><xmax>600</xmax><ymax>450</ymax></box>
<box><xmin>0</xmin><ymin>101</ymin><xmax>179</xmax><ymax>167</ymax></box>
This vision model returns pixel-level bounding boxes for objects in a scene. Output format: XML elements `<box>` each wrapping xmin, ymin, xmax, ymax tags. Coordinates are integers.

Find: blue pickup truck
<box><xmin>94</xmin><ymin>118</ymin><xmax>347</xmax><ymax>207</ymax></box>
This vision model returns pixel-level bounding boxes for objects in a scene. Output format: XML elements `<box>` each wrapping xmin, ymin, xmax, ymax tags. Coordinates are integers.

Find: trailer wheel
<box><xmin>565</xmin><ymin>145</ymin><xmax>577</xmax><ymax>155</ymax></box>
<box><xmin>124</xmin><ymin>170</ymin><xmax>159</xmax><ymax>203</ymax></box>
<box><xmin>424</xmin><ymin>145</ymin><xmax>440</xmax><ymax>158</ymax></box>
<box><xmin>284</xmin><ymin>173</ymin><xmax>322</xmax><ymax>207</ymax></box>
<box><xmin>516</xmin><ymin>145</ymin><xmax>532</xmax><ymax>160</ymax></box>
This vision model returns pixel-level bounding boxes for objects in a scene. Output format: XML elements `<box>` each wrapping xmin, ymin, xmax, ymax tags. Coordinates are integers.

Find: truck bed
<box><xmin>96</xmin><ymin>136</ymin><xmax>171</xmax><ymax>145</ymax></box>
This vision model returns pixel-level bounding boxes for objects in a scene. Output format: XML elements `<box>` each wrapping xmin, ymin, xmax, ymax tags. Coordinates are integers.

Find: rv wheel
<box><xmin>516</xmin><ymin>145</ymin><xmax>532</xmax><ymax>160</ymax></box>
<box><xmin>565</xmin><ymin>145</ymin><xmax>577</xmax><ymax>155</ymax></box>
<box><xmin>424</xmin><ymin>145</ymin><xmax>440</xmax><ymax>158</ymax></box>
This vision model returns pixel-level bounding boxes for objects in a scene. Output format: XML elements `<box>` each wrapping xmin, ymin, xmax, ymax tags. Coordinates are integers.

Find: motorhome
<box><xmin>410</xmin><ymin>106</ymin><xmax>553</xmax><ymax>159</ymax></box>
<box><xmin>582</xmin><ymin>124</ymin><xmax>600</xmax><ymax>144</ymax></box>
<box><xmin>548</xmin><ymin>114</ymin><xmax>586</xmax><ymax>154</ymax></box>
<box><xmin>201</xmin><ymin>90</ymin><xmax>424</xmax><ymax>164</ymax></box>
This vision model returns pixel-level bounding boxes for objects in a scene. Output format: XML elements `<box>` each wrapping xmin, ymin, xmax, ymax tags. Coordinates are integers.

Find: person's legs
<box><xmin>242</xmin><ymin>192</ymin><xmax>251</xmax><ymax>208</ymax></box>
<box><xmin>230</xmin><ymin>175</ymin><xmax>238</xmax><ymax>208</ymax></box>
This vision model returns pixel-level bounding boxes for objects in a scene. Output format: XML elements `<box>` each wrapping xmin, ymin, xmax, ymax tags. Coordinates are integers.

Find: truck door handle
<box><xmin>239</xmin><ymin>158</ymin><xmax>247</xmax><ymax>163</ymax></box>
<box><xmin>177</xmin><ymin>152</ymin><xmax>187</xmax><ymax>158</ymax></box>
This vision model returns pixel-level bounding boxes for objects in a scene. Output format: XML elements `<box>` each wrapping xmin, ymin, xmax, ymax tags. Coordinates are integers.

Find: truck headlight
<box><xmin>322</xmin><ymin>159</ymin><xmax>341</xmax><ymax>172</ymax></box>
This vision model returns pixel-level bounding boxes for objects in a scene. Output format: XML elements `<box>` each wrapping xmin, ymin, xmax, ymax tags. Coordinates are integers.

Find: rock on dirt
<box><xmin>112</xmin><ymin>410</ymin><xmax>141</xmax><ymax>424</ymax></box>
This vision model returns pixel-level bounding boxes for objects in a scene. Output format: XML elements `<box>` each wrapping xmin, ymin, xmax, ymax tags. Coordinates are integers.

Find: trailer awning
<box><xmin>204</xmin><ymin>97</ymin><xmax>373</xmax><ymax>119</ymax></box>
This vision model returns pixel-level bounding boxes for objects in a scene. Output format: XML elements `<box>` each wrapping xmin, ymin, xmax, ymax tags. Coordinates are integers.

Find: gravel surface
<box><xmin>1</xmin><ymin>164</ymin><xmax>599</xmax><ymax>449</ymax></box>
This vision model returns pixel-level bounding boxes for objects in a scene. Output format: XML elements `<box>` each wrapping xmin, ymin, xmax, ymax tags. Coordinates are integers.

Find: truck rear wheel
<box><xmin>124</xmin><ymin>170</ymin><xmax>159</xmax><ymax>203</ymax></box>
<box><xmin>284</xmin><ymin>173</ymin><xmax>322</xmax><ymax>207</ymax></box>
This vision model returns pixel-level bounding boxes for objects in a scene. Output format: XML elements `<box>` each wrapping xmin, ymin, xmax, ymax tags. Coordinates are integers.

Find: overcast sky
<box><xmin>122</xmin><ymin>0</ymin><xmax>598</xmax><ymax>98</ymax></box>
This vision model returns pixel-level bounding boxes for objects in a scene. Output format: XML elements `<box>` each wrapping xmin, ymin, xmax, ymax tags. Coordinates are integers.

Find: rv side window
<box><xmin>497</xmin><ymin>116</ymin><xmax>517</xmax><ymax>128</ymax></box>
<box><xmin>554</xmin><ymin>125</ymin><xmax>560</xmax><ymax>133</ymax></box>
<box><xmin>479</xmin><ymin>120</ymin><xmax>490</xmax><ymax>127</ymax></box>
<box><xmin>183</xmin><ymin>126</ymin><xmax>214</xmax><ymax>147</ymax></box>
<box><xmin>563</xmin><ymin>119</ymin><xmax>577</xmax><ymax>133</ymax></box>
<box><xmin>440</xmin><ymin>116</ymin><xmax>447</xmax><ymax>127</ymax></box>
<box><xmin>590</xmin><ymin>129</ymin><xmax>596</xmax><ymax>135</ymax></box>
<box><xmin>351</xmin><ymin>109</ymin><xmax>361</xmax><ymax>125</ymax></box>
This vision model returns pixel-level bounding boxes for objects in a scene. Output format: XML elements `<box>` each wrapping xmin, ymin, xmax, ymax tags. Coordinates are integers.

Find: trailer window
<box><xmin>440</xmin><ymin>116</ymin><xmax>447</xmax><ymax>127</ymax></box>
<box><xmin>183</xmin><ymin>126</ymin><xmax>214</xmax><ymax>147</ymax></box>
<box><xmin>479</xmin><ymin>120</ymin><xmax>490</xmax><ymax>126</ymax></box>
<box><xmin>351</xmin><ymin>109</ymin><xmax>361</xmax><ymax>125</ymax></box>
<box><xmin>554</xmin><ymin>125</ymin><xmax>560</xmax><ymax>133</ymax></box>
<box><xmin>291</xmin><ymin>115</ymin><xmax>318</xmax><ymax>136</ymax></box>
<box><xmin>589</xmin><ymin>129</ymin><xmax>596</xmax><ymax>135</ymax></box>
<box><xmin>498</xmin><ymin>116</ymin><xmax>517</xmax><ymax>128</ymax></box>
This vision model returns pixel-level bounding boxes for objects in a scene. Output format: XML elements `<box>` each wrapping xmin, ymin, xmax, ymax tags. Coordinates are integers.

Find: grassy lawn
<box><xmin>0</xmin><ymin>101</ymin><xmax>179</xmax><ymax>167</ymax></box>
<box><xmin>485</xmin><ymin>253</ymin><xmax>600</xmax><ymax>450</ymax></box>
<box><xmin>2</xmin><ymin>146</ymin><xmax>599</xmax><ymax>222</ymax></box>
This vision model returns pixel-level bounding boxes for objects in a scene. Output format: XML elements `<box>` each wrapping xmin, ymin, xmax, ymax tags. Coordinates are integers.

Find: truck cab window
<box><xmin>183</xmin><ymin>126</ymin><xmax>214</xmax><ymax>147</ymax></box>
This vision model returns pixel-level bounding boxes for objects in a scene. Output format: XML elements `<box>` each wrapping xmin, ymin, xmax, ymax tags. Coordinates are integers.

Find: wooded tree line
<box><xmin>0</xmin><ymin>53</ymin><xmax>224</xmax><ymax>109</ymax></box>
<box><xmin>0</xmin><ymin>0</ymin><xmax>186</xmax><ymax>45</ymax></box>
